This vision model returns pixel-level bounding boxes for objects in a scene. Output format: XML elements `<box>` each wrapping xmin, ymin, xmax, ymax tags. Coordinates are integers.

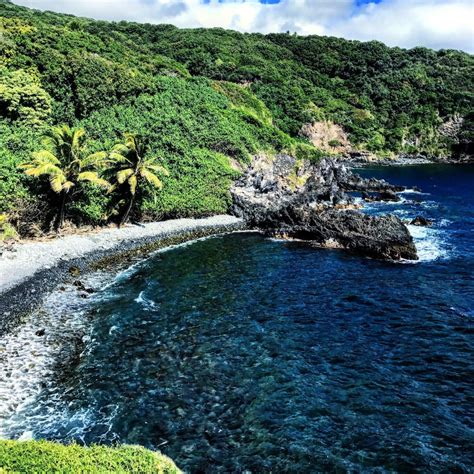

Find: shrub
<box><xmin>0</xmin><ymin>214</ymin><xmax>17</xmax><ymax>241</ymax></box>
<box><xmin>0</xmin><ymin>440</ymin><xmax>180</xmax><ymax>474</ymax></box>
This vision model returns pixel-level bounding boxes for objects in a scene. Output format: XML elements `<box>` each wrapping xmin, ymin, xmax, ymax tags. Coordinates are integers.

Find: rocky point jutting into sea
<box><xmin>232</xmin><ymin>154</ymin><xmax>419</xmax><ymax>261</ymax></box>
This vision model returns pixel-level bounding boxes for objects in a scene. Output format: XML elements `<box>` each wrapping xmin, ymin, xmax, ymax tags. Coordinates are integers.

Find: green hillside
<box><xmin>0</xmin><ymin>0</ymin><xmax>472</xmax><ymax>234</ymax></box>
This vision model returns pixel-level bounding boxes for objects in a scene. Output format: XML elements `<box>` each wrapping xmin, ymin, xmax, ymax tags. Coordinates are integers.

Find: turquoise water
<box><xmin>5</xmin><ymin>165</ymin><xmax>474</xmax><ymax>472</ymax></box>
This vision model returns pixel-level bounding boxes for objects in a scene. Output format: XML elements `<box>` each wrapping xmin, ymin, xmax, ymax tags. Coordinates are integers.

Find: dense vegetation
<box><xmin>0</xmin><ymin>0</ymin><xmax>472</xmax><ymax>235</ymax></box>
<box><xmin>0</xmin><ymin>440</ymin><xmax>180</xmax><ymax>473</ymax></box>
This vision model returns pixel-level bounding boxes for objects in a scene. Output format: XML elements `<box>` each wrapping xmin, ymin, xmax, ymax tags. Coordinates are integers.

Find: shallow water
<box><xmin>2</xmin><ymin>165</ymin><xmax>474</xmax><ymax>472</ymax></box>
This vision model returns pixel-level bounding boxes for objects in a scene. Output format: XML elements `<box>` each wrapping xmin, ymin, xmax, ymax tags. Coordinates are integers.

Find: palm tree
<box><xmin>20</xmin><ymin>125</ymin><xmax>109</xmax><ymax>230</ymax></box>
<box><xmin>108</xmin><ymin>134</ymin><xmax>169</xmax><ymax>226</ymax></box>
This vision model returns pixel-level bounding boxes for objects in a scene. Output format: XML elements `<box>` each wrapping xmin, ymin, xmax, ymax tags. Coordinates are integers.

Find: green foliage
<box><xmin>0</xmin><ymin>0</ymin><xmax>472</xmax><ymax>232</ymax></box>
<box><xmin>0</xmin><ymin>213</ymin><xmax>17</xmax><ymax>240</ymax></box>
<box><xmin>107</xmin><ymin>133</ymin><xmax>169</xmax><ymax>225</ymax></box>
<box><xmin>20</xmin><ymin>125</ymin><xmax>110</xmax><ymax>229</ymax></box>
<box><xmin>289</xmin><ymin>141</ymin><xmax>326</xmax><ymax>163</ymax></box>
<box><xmin>0</xmin><ymin>440</ymin><xmax>180</xmax><ymax>473</ymax></box>
<box><xmin>1</xmin><ymin>0</ymin><xmax>471</xmax><ymax>155</ymax></box>
<box><xmin>0</xmin><ymin>66</ymin><xmax>51</xmax><ymax>125</ymax></box>
<box><xmin>213</xmin><ymin>81</ymin><xmax>273</xmax><ymax>126</ymax></box>
<box><xmin>0</xmin><ymin>121</ymin><xmax>37</xmax><ymax>212</ymax></box>
<box><xmin>79</xmin><ymin>76</ymin><xmax>286</xmax><ymax>219</ymax></box>
<box><xmin>149</xmin><ymin>27</ymin><xmax>473</xmax><ymax>153</ymax></box>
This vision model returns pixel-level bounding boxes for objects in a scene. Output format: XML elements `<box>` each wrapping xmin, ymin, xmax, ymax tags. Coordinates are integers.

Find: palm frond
<box><xmin>128</xmin><ymin>175</ymin><xmax>138</xmax><ymax>195</ymax></box>
<box><xmin>140</xmin><ymin>169</ymin><xmax>163</xmax><ymax>189</ymax></box>
<box><xmin>111</xmin><ymin>144</ymin><xmax>130</xmax><ymax>155</ymax></box>
<box><xmin>50</xmin><ymin>173</ymin><xmax>66</xmax><ymax>193</ymax></box>
<box><xmin>63</xmin><ymin>181</ymin><xmax>75</xmax><ymax>192</ymax></box>
<box><xmin>78</xmin><ymin>171</ymin><xmax>110</xmax><ymax>189</ymax></box>
<box><xmin>124</xmin><ymin>133</ymin><xmax>138</xmax><ymax>152</ymax></box>
<box><xmin>31</xmin><ymin>150</ymin><xmax>61</xmax><ymax>165</ymax></box>
<box><xmin>117</xmin><ymin>168</ymin><xmax>134</xmax><ymax>184</ymax></box>
<box><xmin>23</xmin><ymin>163</ymin><xmax>63</xmax><ymax>177</ymax></box>
<box><xmin>84</xmin><ymin>151</ymin><xmax>108</xmax><ymax>165</ymax></box>
<box><xmin>146</xmin><ymin>163</ymin><xmax>170</xmax><ymax>176</ymax></box>
<box><xmin>72</xmin><ymin>128</ymin><xmax>86</xmax><ymax>150</ymax></box>
<box><xmin>109</xmin><ymin>151</ymin><xmax>131</xmax><ymax>164</ymax></box>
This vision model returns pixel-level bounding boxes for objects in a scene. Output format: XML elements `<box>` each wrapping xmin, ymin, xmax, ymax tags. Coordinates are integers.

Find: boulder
<box><xmin>410</xmin><ymin>216</ymin><xmax>433</xmax><ymax>227</ymax></box>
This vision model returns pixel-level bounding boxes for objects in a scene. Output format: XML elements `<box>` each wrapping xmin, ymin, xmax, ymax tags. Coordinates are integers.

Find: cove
<box><xmin>3</xmin><ymin>165</ymin><xmax>474</xmax><ymax>472</ymax></box>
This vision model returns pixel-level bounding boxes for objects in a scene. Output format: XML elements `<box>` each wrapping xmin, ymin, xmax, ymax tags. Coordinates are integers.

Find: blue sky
<box><xmin>13</xmin><ymin>0</ymin><xmax>474</xmax><ymax>52</ymax></box>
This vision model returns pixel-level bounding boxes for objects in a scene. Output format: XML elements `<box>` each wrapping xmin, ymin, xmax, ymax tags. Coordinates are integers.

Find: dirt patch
<box><xmin>300</xmin><ymin>121</ymin><xmax>351</xmax><ymax>154</ymax></box>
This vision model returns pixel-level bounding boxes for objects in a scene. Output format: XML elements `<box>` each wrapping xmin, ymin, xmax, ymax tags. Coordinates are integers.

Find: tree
<box><xmin>0</xmin><ymin>67</ymin><xmax>52</xmax><ymax>126</ymax></box>
<box><xmin>20</xmin><ymin>125</ymin><xmax>109</xmax><ymax>230</ymax></box>
<box><xmin>108</xmin><ymin>134</ymin><xmax>169</xmax><ymax>226</ymax></box>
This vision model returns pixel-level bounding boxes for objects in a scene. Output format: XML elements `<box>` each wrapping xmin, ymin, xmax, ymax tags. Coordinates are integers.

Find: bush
<box><xmin>0</xmin><ymin>440</ymin><xmax>180</xmax><ymax>474</ymax></box>
<box><xmin>0</xmin><ymin>214</ymin><xmax>17</xmax><ymax>241</ymax></box>
<box><xmin>0</xmin><ymin>67</ymin><xmax>52</xmax><ymax>126</ymax></box>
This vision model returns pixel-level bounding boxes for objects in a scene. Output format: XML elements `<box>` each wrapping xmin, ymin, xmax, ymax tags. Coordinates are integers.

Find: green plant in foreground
<box><xmin>20</xmin><ymin>125</ymin><xmax>110</xmax><ymax>230</ymax></box>
<box><xmin>0</xmin><ymin>214</ymin><xmax>17</xmax><ymax>241</ymax></box>
<box><xmin>0</xmin><ymin>440</ymin><xmax>180</xmax><ymax>474</ymax></box>
<box><xmin>108</xmin><ymin>133</ymin><xmax>169</xmax><ymax>226</ymax></box>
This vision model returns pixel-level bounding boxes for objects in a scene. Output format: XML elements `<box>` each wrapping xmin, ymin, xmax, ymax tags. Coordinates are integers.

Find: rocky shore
<box><xmin>231</xmin><ymin>154</ymin><xmax>419</xmax><ymax>261</ymax></box>
<box><xmin>0</xmin><ymin>155</ymin><xmax>427</xmax><ymax>330</ymax></box>
<box><xmin>0</xmin><ymin>216</ymin><xmax>245</xmax><ymax>335</ymax></box>
<box><xmin>343</xmin><ymin>152</ymin><xmax>473</xmax><ymax>167</ymax></box>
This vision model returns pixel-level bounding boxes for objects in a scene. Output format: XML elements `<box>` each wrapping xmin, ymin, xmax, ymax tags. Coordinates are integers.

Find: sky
<box><xmin>12</xmin><ymin>0</ymin><xmax>474</xmax><ymax>52</ymax></box>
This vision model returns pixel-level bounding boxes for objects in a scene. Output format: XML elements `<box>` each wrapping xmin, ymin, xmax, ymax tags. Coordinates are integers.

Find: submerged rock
<box><xmin>231</xmin><ymin>154</ymin><xmax>418</xmax><ymax>261</ymax></box>
<box><xmin>410</xmin><ymin>216</ymin><xmax>433</xmax><ymax>227</ymax></box>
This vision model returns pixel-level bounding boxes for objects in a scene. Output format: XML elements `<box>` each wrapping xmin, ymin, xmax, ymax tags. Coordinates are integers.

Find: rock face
<box><xmin>299</xmin><ymin>121</ymin><xmax>351</xmax><ymax>154</ymax></box>
<box><xmin>231</xmin><ymin>154</ymin><xmax>418</xmax><ymax>261</ymax></box>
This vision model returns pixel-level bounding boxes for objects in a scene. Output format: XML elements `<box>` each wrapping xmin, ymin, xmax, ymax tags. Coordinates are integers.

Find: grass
<box><xmin>0</xmin><ymin>440</ymin><xmax>180</xmax><ymax>474</ymax></box>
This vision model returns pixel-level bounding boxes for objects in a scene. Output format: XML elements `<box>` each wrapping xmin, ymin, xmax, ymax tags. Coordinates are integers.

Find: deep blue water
<box><xmin>10</xmin><ymin>165</ymin><xmax>474</xmax><ymax>472</ymax></box>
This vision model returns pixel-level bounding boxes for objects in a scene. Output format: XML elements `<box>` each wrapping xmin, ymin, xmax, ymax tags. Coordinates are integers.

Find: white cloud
<box><xmin>331</xmin><ymin>0</ymin><xmax>474</xmax><ymax>52</ymax></box>
<box><xmin>11</xmin><ymin>0</ymin><xmax>474</xmax><ymax>52</ymax></box>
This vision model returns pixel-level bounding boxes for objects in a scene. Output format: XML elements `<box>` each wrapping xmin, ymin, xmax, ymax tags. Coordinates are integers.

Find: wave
<box><xmin>407</xmin><ymin>224</ymin><xmax>450</xmax><ymax>263</ymax></box>
<box><xmin>0</xmin><ymin>283</ymin><xmax>96</xmax><ymax>440</ymax></box>
<box><xmin>399</xmin><ymin>189</ymin><xmax>431</xmax><ymax>195</ymax></box>
<box><xmin>134</xmin><ymin>291</ymin><xmax>158</xmax><ymax>311</ymax></box>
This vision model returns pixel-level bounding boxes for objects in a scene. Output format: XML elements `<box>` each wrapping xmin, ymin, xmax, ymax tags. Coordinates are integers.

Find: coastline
<box><xmin>343</xmin><ymin>155</ymin><xmax>473</xmax><ymax>167</ymax></box>
<box><xmin>0</xmin><ymin>215</ymin><xmax>245</xmax><ymax>336</ymax></box>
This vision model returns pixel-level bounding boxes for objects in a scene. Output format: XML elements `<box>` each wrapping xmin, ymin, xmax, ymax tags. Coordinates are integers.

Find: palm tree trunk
<box><xmin>56</xmin><ymin>191</ymin><xmax>67</xmax><ymax>231</ymax></box>
<box><xmin>120</xmin><ymin>194</ymin><xmax>135</xmax><ymax>227</ymax></box>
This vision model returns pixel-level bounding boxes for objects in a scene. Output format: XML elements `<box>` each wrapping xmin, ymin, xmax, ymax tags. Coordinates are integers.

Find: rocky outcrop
<box><xmin>231</xmin><ymin>154</ymin><xmax>418</xmax><ymax>261</ymax></box>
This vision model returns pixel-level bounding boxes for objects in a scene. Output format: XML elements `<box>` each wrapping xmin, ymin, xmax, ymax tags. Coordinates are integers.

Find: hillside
<box><xmin>0</xmin><ymin>0</ymin><xmax>472</xmax><ymax>234</ymax></box>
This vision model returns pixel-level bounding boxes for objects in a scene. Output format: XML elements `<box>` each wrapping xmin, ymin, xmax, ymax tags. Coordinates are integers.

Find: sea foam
<box><xmin>407</xmin><ymin>224</ymin><xmax>449</xmax><ymax>263</ymax></box>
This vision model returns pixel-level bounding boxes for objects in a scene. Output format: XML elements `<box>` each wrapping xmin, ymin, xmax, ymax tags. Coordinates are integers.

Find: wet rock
<box><xmin>362</xmin><ymin>190</ymin><xmax>400</xmax><ymax>202</ymax></box>
<box><xmin>378</xmin><ymin>190</ymin><xmax>400</xmax><ymax>202</ymax></box>
<box><xmin>410</xmin><ymin>216</ymin><xmax>433</xmax><ymax>227</ymax></box>
<box><xmin>69</xmin><ymin>266</ymin><xmax>81</xmax><ymax>277</ymax></box>
<box><xmin>73</xmin><ymin>280</ymin><xmax>85</xmax><ymax>289</ymax></box>
<box><xmin>268</xmin><ymin>210</ymin><xmax>418</xmax><ymax>261</ymax></box>
<box><xmin>232</xmin><ymin>154</ymin><xmax>418</xmax><ymax>261</ymax></box>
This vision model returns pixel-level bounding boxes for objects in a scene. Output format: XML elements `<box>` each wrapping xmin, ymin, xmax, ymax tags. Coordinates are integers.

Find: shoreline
<box><xmin>0</xmin><ymin>215</ymin><xmax>245</xmax><ymax>336</ymax></box>
<box><xmin>343</xmin><ymin>156</ymin><xmax>473</xmax><ymax>167</ymax></box>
